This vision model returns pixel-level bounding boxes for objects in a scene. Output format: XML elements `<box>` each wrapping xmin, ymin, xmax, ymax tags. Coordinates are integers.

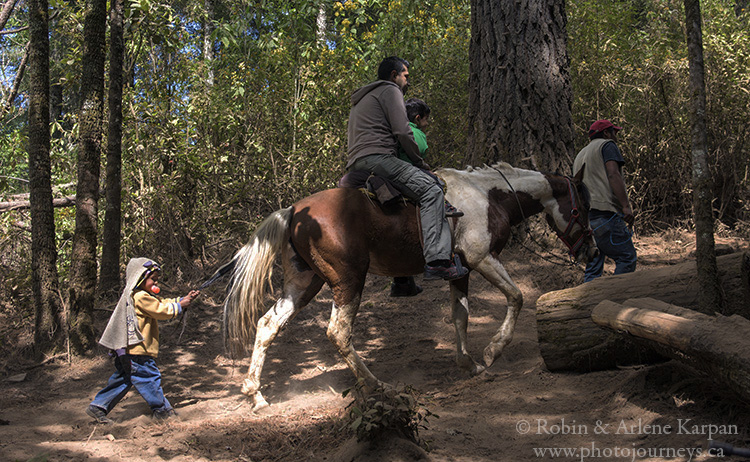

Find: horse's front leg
<box><xmin>241</xmin><ymin>269</ymin><xmax>324</xmax><ymax>411</ymax></box>
<box><xmin>326</xmin><ymin>294</ymin><xmax>384</xmax><ymax>393</ymax></box>
<box><xmin>474</xmin><ymin>255</ymin><xmax>523</xmax><ymax>368</ymax></box>
<box><xmin>449</xmin><ymin>277</ymin><xmax>486</xmax><ymax>375</ymax></box>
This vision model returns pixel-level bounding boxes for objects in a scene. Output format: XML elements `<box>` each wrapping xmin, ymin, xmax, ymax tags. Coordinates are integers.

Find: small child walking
<box><xmin>87</xmin><ymin>257</ymin><xmax>200</xmax><ymax>424</ymax></box>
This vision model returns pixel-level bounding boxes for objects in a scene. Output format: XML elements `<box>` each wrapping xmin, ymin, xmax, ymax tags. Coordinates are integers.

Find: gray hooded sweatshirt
<box><xmin>98</xmin><ymin>257</ymin><xmax>155</xmax><ymax>351</ymax></box>
<box><xmin>346</xmin><ymin>80</ymin><xmax>422</xmax><ymax>169</ymax></box>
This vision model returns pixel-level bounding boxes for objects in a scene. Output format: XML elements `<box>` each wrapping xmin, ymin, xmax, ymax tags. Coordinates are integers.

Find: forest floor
<box><xmin>2</xmin><ymin>228</ymin><xmax>750</xmax><ymax>462</ymax></box>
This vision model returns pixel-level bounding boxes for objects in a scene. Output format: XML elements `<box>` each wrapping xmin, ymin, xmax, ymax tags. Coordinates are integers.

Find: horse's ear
<box><xmin>573</xmin><ymin>164</ymin><xmax>585</xmax><ymax>185</ymax></box>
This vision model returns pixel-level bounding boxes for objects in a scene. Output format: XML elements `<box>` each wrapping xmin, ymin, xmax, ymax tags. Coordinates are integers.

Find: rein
<box><xmin>491</xmin><ymin>166</ymin><xmax>585</xmax><ymax>267</ymax></box>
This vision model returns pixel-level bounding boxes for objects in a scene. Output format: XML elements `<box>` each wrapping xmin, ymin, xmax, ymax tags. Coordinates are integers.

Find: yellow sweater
<box><xmin>127</xmin><ymin>290</ymin><xmax>182</xmax><ymax>358</ymax></box>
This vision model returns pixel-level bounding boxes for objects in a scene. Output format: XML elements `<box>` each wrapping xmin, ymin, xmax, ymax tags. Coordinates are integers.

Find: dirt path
<box><xmin>2</xmin><ymin>237</ymin><xmax>749</xmax><ymax>462</ymax></box>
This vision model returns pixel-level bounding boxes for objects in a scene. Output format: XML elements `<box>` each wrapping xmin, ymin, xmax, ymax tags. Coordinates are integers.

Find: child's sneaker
<box><xmin>424</xmin><ymin>261</ymin><xmax>469</xmax><ymax>281</ymax></box>
<box><xmin>445</xmin><ymin>201</ymin><xmax>464</xmax><ymax>217</ymax></box>
<box><xmin>86</xmin><ymin>405</ymin><xmax>114</xmax><ymax>424</ymax></box>
<box><xmin>152</xmin><ymin>408</ymin><xmax>179</xmax><ymax>421</ymax></box>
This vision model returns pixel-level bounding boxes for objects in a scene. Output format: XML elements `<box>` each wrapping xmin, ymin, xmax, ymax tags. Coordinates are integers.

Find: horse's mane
<box><xmin>460</xmin><ymin>161</ymin><xmax>535</xmax><ymax>178</ymax></box>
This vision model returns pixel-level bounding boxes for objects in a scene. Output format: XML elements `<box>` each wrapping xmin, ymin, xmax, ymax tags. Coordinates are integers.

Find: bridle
<box><xmin>555</xmin><ymin>177</ymin><xmax>592</xmax><ymax>258</ymax></box>
<box><xmin>492</xmin><ymin>166</ymin><xmax>591</xmax><ymax>262</ymax></box>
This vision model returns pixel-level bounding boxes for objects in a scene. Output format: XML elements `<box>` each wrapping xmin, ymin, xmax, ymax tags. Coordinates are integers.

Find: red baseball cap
<box><xmin>588</xmin><ymin>119</ymin><xmax>622</xmax><ymax>138</ymax></box>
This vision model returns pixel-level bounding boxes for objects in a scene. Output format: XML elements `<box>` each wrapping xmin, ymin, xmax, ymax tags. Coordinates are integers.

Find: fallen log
<box><xmin>536</xmin><ymin>251</ymin><xmax>750</xmax><ymax>372</ymax></box>
<box><xmin>592</xmin><ymin>298</ymin><xmax>750</xmax><ymax>403</ymax></box>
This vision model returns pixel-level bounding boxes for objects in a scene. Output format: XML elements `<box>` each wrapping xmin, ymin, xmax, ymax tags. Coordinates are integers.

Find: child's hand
<box><xmin>181</xmin><ymin>290</ymin><xmax>201</xmax><ymax>308</ymax></box>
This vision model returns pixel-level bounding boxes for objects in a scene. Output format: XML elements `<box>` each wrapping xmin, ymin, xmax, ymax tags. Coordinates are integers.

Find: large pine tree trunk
<box><xmin>536</xmin><ymin>252</ymin><xmax>750</xmax><ymax>372</ymax></box>
<box><xmin>28</xmin><ymin>0</ymin><xmax>65</xmax><ymax>354</ymax></box>
<box><xmin>69</xmin><ymin>0</ymin><xmax>107</xmax><ymax>354</ymax></box>
<box><xmin>99</xmin><ymin>0</ymin><xmax>125</xmax><ymax>300</ymax></box>
<box><xmin>467</xmin><ymin>0</ymin><xmax>574</xmax><ymax>172</ymax></box>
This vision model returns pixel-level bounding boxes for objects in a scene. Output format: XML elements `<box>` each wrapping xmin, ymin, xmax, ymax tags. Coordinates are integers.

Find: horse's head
<box><xmin>544</xmin><ymin>168</ymin><xmax>598</xmax><ymax>264</ymax></box>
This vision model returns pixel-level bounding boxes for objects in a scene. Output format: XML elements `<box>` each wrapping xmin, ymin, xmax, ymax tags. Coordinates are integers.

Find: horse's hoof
<box><xmin>483</xmin><ymin>343</ymin><xmax>503</xmax><ymax>368</ymax></box>
<box><xmin>470</xmin><ymin>363</ymin><xmax>486</xmax><ymax>376</ymax></box>
<box><xmin>252</xmin><ymin>396</ymin><xmax>270</xmax><ymax>412</ymax></box>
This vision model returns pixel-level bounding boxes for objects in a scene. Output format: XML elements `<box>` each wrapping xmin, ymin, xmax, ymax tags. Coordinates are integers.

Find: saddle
<box><xmin>338</xmin><ymin>170</ymin><xmax>417</xmax><ymax>205</ymax></box>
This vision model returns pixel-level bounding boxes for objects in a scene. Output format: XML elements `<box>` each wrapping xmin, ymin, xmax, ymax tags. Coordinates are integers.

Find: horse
<box><xmin>213</xmin><ymin>162</ymin><xmax>597</xmax><ymax>410</ymax></box>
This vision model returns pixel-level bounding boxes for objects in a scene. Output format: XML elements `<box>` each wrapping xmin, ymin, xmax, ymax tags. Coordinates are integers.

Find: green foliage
<box><xmin>343</xmin><ymin>379</ymin><xmax>436</xmax><ymax>445</ymax></box>
<box><xmin>1</xmin><ymin>0</ymin><xmax>749</xmax><ymax>321</ymax></box>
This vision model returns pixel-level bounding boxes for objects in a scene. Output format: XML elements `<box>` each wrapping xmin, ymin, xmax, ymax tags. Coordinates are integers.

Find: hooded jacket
<box><xmin>346</xmin><ymin>80</ymin><xmax>422</xmax><ymax>169</ymax></box>
<box><xmin>98</xmin><ymin>257</ymin><xmax>182</xmax><ymax>357</ymax></box>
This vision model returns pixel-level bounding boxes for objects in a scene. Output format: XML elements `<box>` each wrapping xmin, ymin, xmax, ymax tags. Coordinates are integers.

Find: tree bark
<box><xmin>467</xmin><ymin>0</ymin><xmax>574</xmax><ymax>172</ymax></box>
<box><xmin>536</xmin><ymin>252</ymin><xmax>750</xmax><ymax>372</ymax></box>
<box><xmin>592</xmin><ymin>298</ymin><xmax>750</xmax><ymax>403</ymax></box>
<box><xmin>68</xmin><ymin>0</ymin><xmax>107</xmax><ymax>354</ymax></box>
<box><xmin>684</xmin><ymin>0</ymin><xmax>723</xmax><ymax>313</ymax></box>
<box><xmin>28</xmin><ymin>0</ymin><xmax>66</xmax><ymax>354</ymax></box>
<box><xmin>2</xmin><ymin>41</ymin><xmax>28</xmax><ymax>115</ymax></box>
<box><xmin>203</xmin><ymin>0</ymin><xmax>214</xmax><ymax>86</ymax></box>
<box><xmin>99</xmin><ymin>0</ymin><xmax>125</xmax><ymax>300</ymax></box>
<box><xmin>0</xmin><ymin>0</ymin><xmax>20</xmax><ymax>30</ymax></box>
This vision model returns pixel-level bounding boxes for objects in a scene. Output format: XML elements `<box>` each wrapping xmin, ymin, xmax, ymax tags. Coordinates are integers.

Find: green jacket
<box><xmin>398</xmin><ymin>122</ymin><xmax>428</xmax><ymax>164</ymax></box>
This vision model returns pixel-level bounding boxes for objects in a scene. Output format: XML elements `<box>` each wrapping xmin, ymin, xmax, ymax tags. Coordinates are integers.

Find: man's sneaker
<box><xmin>86</xmin><ymin>405</ymin><xmax>113</xmax><ymax>424</ymax></box>
<box><xmin>152</xmin><ymin>408</ymin><xmax>179</xmax><ymax>421</ymax></box>
<box><xmin>424</xmin><ymin>262</ymin><xmax>469</xmax><ymax>281</ymax></box>
<box><xmin>389</xmin><ymin>277</ymin><xmax>423</xmax><ymax>297</ymax></box>
<box><xmin>445</xmin><ymin>201</ymin><xmax>464</xmax><ymax>218</ymax></box>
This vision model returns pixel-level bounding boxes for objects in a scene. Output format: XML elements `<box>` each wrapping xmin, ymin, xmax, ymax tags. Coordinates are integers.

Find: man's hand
<box><xmin>181</xmin><ymin>290</ymin><xmax>201</xmax><ymax>308</ymax></box>
<box><xmin>622</xmin><ymin>206</ymin><xmax>635</xmax><ymax>227</ymax></box>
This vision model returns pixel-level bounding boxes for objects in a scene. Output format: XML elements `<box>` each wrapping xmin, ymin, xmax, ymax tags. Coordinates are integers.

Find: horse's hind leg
<box><xmin>474</xmin><ymin>255</ymin><xmax>523</xmax><ymax>368</ymax></box>
<box><xmin>241</xmin><ymin>260</ymin><xmax>324</xmax><ymax>411</ymax></box>
<box><xmin>326</xmin><ymin>290</ymin><xmax>383</xmax><ymax>393</ymax></box>
<box><xmin>449</xmin><ymin>277</ymin><xmax>486</xmax><ymax>376</ymax></box>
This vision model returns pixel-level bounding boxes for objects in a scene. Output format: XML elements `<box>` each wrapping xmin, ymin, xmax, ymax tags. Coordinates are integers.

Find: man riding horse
<box><xmin>346</xmin><ymin>56</ymin><xmax>468</xmax><ymax>281</ymax></box>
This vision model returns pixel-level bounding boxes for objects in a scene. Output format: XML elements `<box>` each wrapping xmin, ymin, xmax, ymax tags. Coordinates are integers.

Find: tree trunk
<box><xmin>203</xmin><ymin>0</ymin><xmax>214</xmax><ymax>86</ymax></box>
<box><xmin>2</xmin><ymin>42</ymin><xmax>28</xmax><ymax>115</ymax></box>
<box><xmin>68</xmin><ymin>0</ymin><xmax>107</xmax><ymax>354</ymax></box>
<box><xmin>467</xmin><ymin>0</ymin><xmax>574</xmax><ymax>172</ymax></box>
<box><xmin>536</xmin><ymin>252</ymin><xmax>750</xmax><ymax>372</ymax></box>
<box><xmin>0</xmin><ymin>0</ymin><xmax>20</xmax><ymax>30</ymax></box>
<box><xmin>28</xmin><ymin>0</ymin><xmax>65</xmax><ymax>354</ymax></box>
<box><xmin>685</xmin><ymin>0</ymin><xmax>723</xmax><ymax>313</ymax></box>
<box><xmin>99</xmin><ymin>0</ymin><xmax>125</xmax><ymax>300</ymax></box>
<box><xmin>592</xmin><ymin>298</ymin><xmax>750</xmax><ymax>403</ymax></box>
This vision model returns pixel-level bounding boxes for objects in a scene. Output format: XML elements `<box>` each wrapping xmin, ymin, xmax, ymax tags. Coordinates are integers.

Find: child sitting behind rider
<box><xmin>390</xmin><ymin>98</ymin><xmax>463</xmax><ymax>298</ymax></box>
<box><xmin>398</xmin><ymin>98</ymin><xmax>462</xmax><ymax>218</ymax></box>
<box><xmin>87</xmin><ymin>258</ymin><xmax>200</xmax><ymax>424</ymax></box>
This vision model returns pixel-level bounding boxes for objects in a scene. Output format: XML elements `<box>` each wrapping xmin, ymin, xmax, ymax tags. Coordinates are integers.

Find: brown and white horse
<box><xmin>216</xmin><ymin>162</ymin><xmax>596</xmax><ymax>410</ymax></box>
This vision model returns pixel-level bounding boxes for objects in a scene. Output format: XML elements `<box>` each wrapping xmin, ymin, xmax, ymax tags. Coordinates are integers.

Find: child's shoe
<box><xmin>445</xmin><ymin>201</ymin><xmax>464</xmax><ymax>217</ymax></box>
<box><xmin>86</xmin><ymin>405</ymin><xmax>114</xmax><ymax>424</ymax></box>
<box><xmin>152</xmin><ymin>408</ymin><xmax>179</xmax><ymax>421</ymax></box>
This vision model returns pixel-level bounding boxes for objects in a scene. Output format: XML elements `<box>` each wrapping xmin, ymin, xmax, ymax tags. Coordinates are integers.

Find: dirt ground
<box><xmin>2</xmin><ymin>230</ymin><xmax>750</xmax><ymax>462</ymax></box>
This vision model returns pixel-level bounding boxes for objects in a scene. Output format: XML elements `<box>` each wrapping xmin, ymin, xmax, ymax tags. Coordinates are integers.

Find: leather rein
<box><xmin>492</xmin><ymin>166</ymin><xmax>591</xmax><ymax>261</ymax></box>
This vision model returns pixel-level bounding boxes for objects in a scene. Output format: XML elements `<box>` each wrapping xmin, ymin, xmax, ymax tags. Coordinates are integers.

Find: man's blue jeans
<box><xmin>90</xmin><ymin>354</ymin><xmax>172</xmax><ymax>414</ymax></box>
<box><xmin>584</xmin><ymin>210</ymin><xmax>637</xmax><ymax>282</ymax></box>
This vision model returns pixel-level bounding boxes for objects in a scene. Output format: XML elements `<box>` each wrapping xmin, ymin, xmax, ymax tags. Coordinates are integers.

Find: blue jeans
<box><xmin>584</xmin><ymin>210</ymin><xmax>637</xmax><ymax>282</ymax></box>
<box><xmin>90</xmin><ymin>354</ymin><xmax>172</xmax><ymax>415</ymax></box>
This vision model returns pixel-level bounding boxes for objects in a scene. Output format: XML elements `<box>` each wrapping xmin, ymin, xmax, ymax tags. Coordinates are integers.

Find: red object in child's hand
<box><xmin>150</xmin><ymin>285</ymin><xmax>161</xmax><ymax>295</ymax></box>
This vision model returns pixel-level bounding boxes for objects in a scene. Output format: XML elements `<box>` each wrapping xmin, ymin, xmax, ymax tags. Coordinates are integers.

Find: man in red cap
<box><xmin>572</xmin><ymin>119</ymin><xmax>637</xmax><ymax>282</ymax></box>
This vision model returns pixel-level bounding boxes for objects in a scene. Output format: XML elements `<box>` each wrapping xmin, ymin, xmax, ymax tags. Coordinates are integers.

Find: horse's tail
<box><xmin>223</xmin><ymin>206</ymin><xmax>294</xmax><ymax>356</ymax></box>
